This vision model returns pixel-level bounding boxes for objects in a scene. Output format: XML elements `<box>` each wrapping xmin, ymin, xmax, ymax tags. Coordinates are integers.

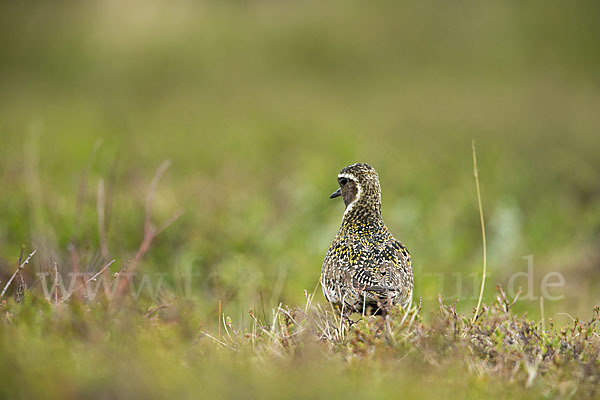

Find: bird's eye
<box><xmin>339</xmin><ymin>177</ymin><xmax>348</xmax><ymax>185</ymax></box>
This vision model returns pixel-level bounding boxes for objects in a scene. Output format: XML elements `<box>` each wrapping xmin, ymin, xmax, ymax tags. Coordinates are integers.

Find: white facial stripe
<box><xmin>337</xmin><ymin>173</ymin><xmax>357</xmax><ymax>180</ymax></box>
<box><xmin>338</xmin><ymin>173</ymin><xmax>362</xmax><ymax>217</ymax></box>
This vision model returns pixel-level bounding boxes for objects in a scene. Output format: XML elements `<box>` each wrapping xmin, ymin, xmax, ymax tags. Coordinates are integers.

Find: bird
<box><xmin>320</xmin><ymin>163</ymin><xmax>413</xmax><ymax>315</ymax></box>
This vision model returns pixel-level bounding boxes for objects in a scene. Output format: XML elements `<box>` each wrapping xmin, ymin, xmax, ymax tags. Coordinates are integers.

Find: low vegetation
<box><xmin>2</xmin><ymin>263</ymin><xmax>599</xmax><ymax>399</ymax></box>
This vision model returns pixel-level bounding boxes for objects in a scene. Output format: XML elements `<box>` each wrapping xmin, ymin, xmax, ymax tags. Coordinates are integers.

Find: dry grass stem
<box><xmin>471</xmin><ymin>140</ymin><xmax>487</xmax><ymax>324</ymax></box>
<box><xmin>97</xmin><ymin>178</ymin><xmax>110</xmax><ymax>259</ymax></box>
<box><xmin>1</xmin><ymin>249</ymin><xmax>37</xmax><ymax>298</ymax></box>
<box><xmin>111</xmin><ymin>160</ymin><xmax>182</xmax><ymax>303</ymax></box>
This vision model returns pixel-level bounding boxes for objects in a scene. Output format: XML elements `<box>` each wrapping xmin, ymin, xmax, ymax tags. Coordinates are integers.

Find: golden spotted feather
<box><xmin>321</xmin><ymin>163</ymin><xmax>413</xmax><ymax>314</ymax></box>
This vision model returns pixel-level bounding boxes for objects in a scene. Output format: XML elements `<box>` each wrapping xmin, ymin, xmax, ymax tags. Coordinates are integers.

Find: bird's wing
<box><xmin>390</xmin><ymin>239</ymin><xmax>414</xmax><ymax>304</ymax></box>
<box><xmin>351</xmin><ymin>239</ymin><xmax>412</xmax><ymax>300</ymax></box>
<box><xmin>320</xmin><ymin>238</ymin><xmax>354</xmax><ymax>304</ymax></box>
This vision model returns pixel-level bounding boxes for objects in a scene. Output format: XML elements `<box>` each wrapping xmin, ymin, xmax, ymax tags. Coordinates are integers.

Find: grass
<box><xmin>472</xmin><ymin>140</ymin><xmax>487</xmax><ymax>324</ymax></box>
<box><xmin>1</xmin><ymin>272</ymin><xmax>599</xmax><ymax>399</ymax></box>
<box><xmin>0</xmin><ymin>147</ymin><xmax>598</xmax><ymax>398</ymax></box>
<box><xmin>1</xmin><ymin>0</ymin><xmax>600</xmax><ymax>398</ymax></box>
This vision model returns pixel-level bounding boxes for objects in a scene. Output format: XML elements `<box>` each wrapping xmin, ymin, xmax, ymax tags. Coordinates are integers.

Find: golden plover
<box><xmin>321</xmin><ymin>163</ymin><xmax>413</xmax><ymax>314</ymax></box>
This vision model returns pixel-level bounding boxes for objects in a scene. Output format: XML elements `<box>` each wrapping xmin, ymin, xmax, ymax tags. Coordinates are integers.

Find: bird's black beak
<box><xmin>329</xmin><ymin>188</ymin><xmax>341</xmax><ymax>199</ymax></box>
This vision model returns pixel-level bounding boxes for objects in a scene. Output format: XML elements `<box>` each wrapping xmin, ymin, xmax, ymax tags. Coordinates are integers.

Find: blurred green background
<box><xmin>1</xmin><ymin>0</ymin><xmax>599</xmax><ymax>323</ymax></box>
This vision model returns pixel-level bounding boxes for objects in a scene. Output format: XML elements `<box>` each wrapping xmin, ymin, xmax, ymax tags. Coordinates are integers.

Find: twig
<box><xmin>1</xmin><ymin>250</ymin><xmax>37</xmax><ymax>298</ymax></box>
<box><xmin>74</xmin><ymin>138</ymin><xmax>102</xmax><ymax>236</ymax></box>
<box><xmin>14</xmin><ymin>246</ymin><xmax>26</xmax><ymax>303</ymax></box>
<box><xmin>58</xmin><ymin>260</ymin><xmax>115</xmax><ymax>304</ymax></box>
<box><xmin>154</xmin><ymin>208</ymin><xmax>185</xmax><ymax>236</ymax></box>
<box><xmin>17</xmin><ymin>246</ymin><xmax>24</xmax><ymax>267</ymax></box>
<box><xmin>85</xmin><ymin>260</ymin><xmax>116</xmax><ymax>287</ymax></box>
<box><xmin>54</xmin><ymin>262</ymin><xmax>59</xmax><ymax>305</ymax></box>
<box><xmin>145</xmin><ymin>160</ymin><xmax>171</xmax><ymax>233</ymax></box>
<box><xmin>509</xmin><ymin>288</ymin><xmax>522</xmax><ymax>311</ymax></box>
<box><xmin>68</xmin><ymin>243</ymin><xmax>82</xmax><ymax>281</ymax></box>
<box><xmin>471</xmin><ymin>140</ymin><xmax>487</xmax><ymax>324</ymax></box>
<box><xmin>97</xmin><ymin>179</ymin><xmax>110</xmax><ymax>259</ymax></box>
<box><xmin>111</xmin><ymin>160</ymin><xmax>182</xmax><ymax>303</ymax></box>
<box><xmin>144</xmin><ymin>296</ymin><xmax>178</xmax><ymax>318</ymax></box>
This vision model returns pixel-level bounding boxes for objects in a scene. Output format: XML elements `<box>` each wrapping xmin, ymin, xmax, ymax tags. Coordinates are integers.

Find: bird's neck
<box><xmin>341</xmin><ymin>198</ymin><xmax>383</xmax><ymax>228</ymax></box>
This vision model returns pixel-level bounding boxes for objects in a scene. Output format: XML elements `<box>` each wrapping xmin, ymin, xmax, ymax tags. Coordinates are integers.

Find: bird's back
<box><xmin>321</xmin><ymin>220</ymin><xmax>413</xmax><ymax>314</ymax></box>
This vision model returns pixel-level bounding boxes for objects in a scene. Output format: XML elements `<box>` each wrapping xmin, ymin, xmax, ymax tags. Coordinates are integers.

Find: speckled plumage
<box><xmin>321</xmin><ymin>163</ymin><xmax>413</xmax><ymax>314</ymax></box>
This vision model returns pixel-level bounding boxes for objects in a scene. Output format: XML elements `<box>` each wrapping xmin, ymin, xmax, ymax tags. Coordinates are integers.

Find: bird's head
<box><xmin>329</xmin><ymin>163</ymin><xmax>382</xmax><ymax>222</ymax></box>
